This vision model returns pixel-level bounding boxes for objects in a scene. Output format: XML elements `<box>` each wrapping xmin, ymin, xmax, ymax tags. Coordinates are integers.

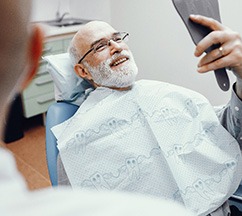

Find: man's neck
<box><xmin>93</xmin><ymin>82</ymin><xmax>133</xmax><ymax>91</ymax></box>
<box><xmin>106</xmin><ymin>85</ymin><xmax>132</xmax><ymax>91</ymax></box>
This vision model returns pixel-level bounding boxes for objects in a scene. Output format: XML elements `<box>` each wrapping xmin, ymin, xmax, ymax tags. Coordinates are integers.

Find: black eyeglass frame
<box><xmin>77</xmin><ymin>32</ymin><xmax>129</xmax><ymax>64</ymax></box>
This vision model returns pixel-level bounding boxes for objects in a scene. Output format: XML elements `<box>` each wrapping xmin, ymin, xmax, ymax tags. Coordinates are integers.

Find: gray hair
<box><xmin>68</xmin><ymin>39</ymin><xmax>82</xmax><ymax>66</ymax></box>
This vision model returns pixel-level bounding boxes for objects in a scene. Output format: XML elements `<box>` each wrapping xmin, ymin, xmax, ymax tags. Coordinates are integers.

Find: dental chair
<box><xmin>43</xmin><ymin>53</ymin><xmax>92</xmax><ymax>186</ymax></box>
<box><xmin>45</xmin><ymin>101</ymin><xmax>78</xmax><ymax>185</ymax></box>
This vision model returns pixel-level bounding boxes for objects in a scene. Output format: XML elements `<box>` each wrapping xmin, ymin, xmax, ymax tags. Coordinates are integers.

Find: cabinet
<box><xmin>21</xmin><ymin>35</ymin><xmax>74</xmax><ymax>118</ymax></box>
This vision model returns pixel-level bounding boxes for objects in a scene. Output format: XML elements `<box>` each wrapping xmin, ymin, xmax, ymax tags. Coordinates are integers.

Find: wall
<box><xmin>31</xmin><ymin>0</ymin><xmax>111</xmax><ymax>22</ymax></box>
<box><xmin>110</xmin><ymin>0</ymin><xmax>242</xmax><ymax>105</ymax></box>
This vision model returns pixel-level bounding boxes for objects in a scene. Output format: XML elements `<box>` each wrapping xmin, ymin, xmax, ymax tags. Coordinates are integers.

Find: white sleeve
<box><xmin>0</xmin><ymin>147</ymin><xmax>27</xmax><ymax>200</ymax></box>
<box><xmin>4</xmin><ymin>188</ymin><xmax>195</xmax><ymax>216</ymax></box>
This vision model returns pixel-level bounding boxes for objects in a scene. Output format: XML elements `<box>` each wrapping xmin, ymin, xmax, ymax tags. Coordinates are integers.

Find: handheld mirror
<box><xmin>172</xmin><ymin>0</ymin><xmax>230</xmax><ymax>91</ymax></box>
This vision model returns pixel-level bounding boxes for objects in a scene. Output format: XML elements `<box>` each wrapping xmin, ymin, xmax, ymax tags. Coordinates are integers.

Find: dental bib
<box><xmin>52</xmin><ymin>80</ymin><xmax>242</xmax><ymax>216</ymax></box>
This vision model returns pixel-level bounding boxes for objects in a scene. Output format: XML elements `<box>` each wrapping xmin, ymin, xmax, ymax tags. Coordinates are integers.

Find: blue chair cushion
<box><xmin>45</xmin><ymin>102</ymin><xmax>78</xmax><ymax>186</ymax></box>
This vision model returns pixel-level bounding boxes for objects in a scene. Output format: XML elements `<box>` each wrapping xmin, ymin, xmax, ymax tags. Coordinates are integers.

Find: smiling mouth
<box><xmin>110</xmin><ymin>57</ymin><xmax>129</xmax><ymax>67</ymax></box>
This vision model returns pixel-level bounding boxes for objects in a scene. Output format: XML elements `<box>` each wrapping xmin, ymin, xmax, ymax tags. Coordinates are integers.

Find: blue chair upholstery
<box><xmin>45</xmin><ymin>102</ymin><xmax>78</xmax><ymax>186</ymax></box>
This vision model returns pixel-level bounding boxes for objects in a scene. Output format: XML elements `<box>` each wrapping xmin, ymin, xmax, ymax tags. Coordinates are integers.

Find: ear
<box><xmin>21</xmin><ymin>24</ymin><xmax>44</xmax><ymax>89</ymax></box>
<box><xmin>74</xmin><ymin>63</ymin><xmax>93</xmax><ymax>80</ymax></box>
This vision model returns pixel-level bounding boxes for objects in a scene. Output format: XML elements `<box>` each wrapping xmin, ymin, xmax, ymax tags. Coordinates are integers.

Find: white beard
<box><xmin>83</xmin><ymin>50</ymin><xmax>138</xmax><ymax>88</ymax></box>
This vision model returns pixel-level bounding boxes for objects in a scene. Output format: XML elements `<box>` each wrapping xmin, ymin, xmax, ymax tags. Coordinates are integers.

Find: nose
<box><xmin>108</xmin><ymin>40</ymin><xmax>122</xmax><ymax>55</ymax></box>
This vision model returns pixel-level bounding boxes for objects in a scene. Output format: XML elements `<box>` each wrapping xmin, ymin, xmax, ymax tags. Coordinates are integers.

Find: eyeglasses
<box><xmin>77</xmin><ymin>32</ymin><xmax>129</xmax><ymax>64</ymax></box>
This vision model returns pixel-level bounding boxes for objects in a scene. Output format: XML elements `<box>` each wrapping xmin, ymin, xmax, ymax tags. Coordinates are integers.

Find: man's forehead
<box><xmin>85</xmin><ymin>21</ymin><xmax>116</xmax><ymax>33</ymax></box>
<box><xmin>80</xmin><ymin>21</ymin><xmax>116</xmax><ymax>43</ymax></box>
<box><xmin>72</xmin><ymin>21</ymin><xmax>117</xmax><ymax>54</ymax></box>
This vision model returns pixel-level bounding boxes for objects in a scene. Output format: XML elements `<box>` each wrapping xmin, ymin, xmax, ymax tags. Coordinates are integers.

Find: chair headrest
<box><xmin>43</xmin><ymin>53</ymin><xmax>92</xmax><ymax>106</ymax></box>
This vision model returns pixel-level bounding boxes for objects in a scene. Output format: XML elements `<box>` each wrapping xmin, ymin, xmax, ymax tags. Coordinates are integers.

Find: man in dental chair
<box><xmin>1</xmin><ymin>1</ymin><xmax>200</xmax><ymax>216</ymax></box>
<box><xmin>51</xmin><ymin>16</ymin><xmax>242</xmax><ymax>216</ymax></box>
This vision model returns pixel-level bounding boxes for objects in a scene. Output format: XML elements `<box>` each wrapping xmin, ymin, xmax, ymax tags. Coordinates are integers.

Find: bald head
<box><xmin>0</xmin><ymin>0</ymin><xmax>31</xmax><ymax>65</ymax></box>
<box><xmin>0</xmin><ymin>0</ymin><xmax>43</xmax><ymax>137</ymax></box>
<box><xmin>75</xmin><ymin>21</ymin><xmax>116</xmax><ymax>44</ymax></box>
<box><xmin>0</xmin><ymin>0</ymin><xmax>31</xmax><ymax>102</ymax></box>
<box><xmin>69</xmin><ymin>21</ymin><xmax>117</xmax><ymax>64</ymax></box>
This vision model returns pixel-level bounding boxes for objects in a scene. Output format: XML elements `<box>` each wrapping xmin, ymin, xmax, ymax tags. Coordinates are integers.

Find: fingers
<box><xmin>197</xmin><ymin>54</ymin><xmax>231</xmax><ymax>73</ymax></box>
<box><xmin>197</xmin><ymin>32</ymin><xmax>242</xmax><ymax>73</ymax></box>
<box><xmin>197</xmin><ymin>44</ymin><xmax>242</xmax><ymax>73</ymax></box>
<box><xmin>189</xmin><ymin>14</ymin><xmax>225</xmax><ymax>31</ymax></box>
<box><xmin>190</xmin><ymin>15</ymin><xmax>242</xmax><ymax>78</ymax></box>
<box><xmin>189</xmin><ymin>15</ymin><xmax>230</xmax><ymax>57</ymax></box>
<box><xmin>194</xmin><ymin>30</ymin><xmax>228</xmax><ymax>57</ymax></box>
<box><xmin>198</xmin><ymin>44</ymin><xmax>230</xmax><ymax>68</ymax></box>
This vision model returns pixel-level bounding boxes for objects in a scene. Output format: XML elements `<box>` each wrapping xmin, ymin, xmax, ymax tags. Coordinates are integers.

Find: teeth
<box><xmin>113</xmin><ymin>58</ymin><xmax>127</xmax><ymax>66</ymax></box>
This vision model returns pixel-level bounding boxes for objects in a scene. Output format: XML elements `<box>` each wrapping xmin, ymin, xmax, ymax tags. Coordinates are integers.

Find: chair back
<box><xmin>45</xmin><ymin>102</ymin><xmax>78</xmax><ymax>186</ymax></box>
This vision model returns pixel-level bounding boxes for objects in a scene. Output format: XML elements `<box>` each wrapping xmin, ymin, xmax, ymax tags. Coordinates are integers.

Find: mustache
<box><xmin>106</xmin><ymin>50</ymin><xmax>131</xmax><ymax>65</ymax></box>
